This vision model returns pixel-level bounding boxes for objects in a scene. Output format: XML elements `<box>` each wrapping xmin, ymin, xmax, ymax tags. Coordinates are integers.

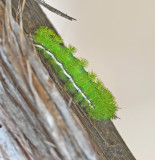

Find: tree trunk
<box><xmin>0</xmin><ymin>1</ymin><xmax>96</xmax><ymax>160</ymax></box>
<box><xmin>0</xmin><ymin>0</ymin><xmax>136</xmax><ymax>160</ymax></box>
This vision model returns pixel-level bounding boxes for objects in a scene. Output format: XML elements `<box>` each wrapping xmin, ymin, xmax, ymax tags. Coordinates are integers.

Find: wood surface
<box><xmin>0</xmin><ymin>0</ymin><xmax>136</xmax><ymax>160</ymax></box>
<box><xmin>0</xmin><ymin>1</ymin><xmax>96</xmax><ymax>159</ymax></box>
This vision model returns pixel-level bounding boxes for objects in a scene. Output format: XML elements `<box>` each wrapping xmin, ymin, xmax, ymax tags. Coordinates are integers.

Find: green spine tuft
<box><xmin>33</xmin><ymin>26</ymin><xmax>118</xmax><ymax>121</ymax></box>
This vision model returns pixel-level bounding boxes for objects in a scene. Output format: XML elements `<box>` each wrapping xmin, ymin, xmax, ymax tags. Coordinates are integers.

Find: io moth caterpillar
<box><xmin>33</xmin><ymin>26</ymin><xmax>118</xmax><ymax>121</ymax></box>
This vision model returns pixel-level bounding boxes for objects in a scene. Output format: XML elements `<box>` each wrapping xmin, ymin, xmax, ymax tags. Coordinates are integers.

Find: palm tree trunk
<box><xmin>0</xmin><ymin>0</ymin><xmax>136</xmax><ymax>160</ymax></box>
<box><xmin>0</xmin><ymin>1</ymin><xmax>96</xmax><ymax>159</ymax></box>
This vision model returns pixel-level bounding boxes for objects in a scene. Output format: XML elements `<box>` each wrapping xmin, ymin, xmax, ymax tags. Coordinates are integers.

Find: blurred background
<box><xmin>42</xmin><ymin>0</ymin><xmax>155</xmax><ymax>159</ymax></box>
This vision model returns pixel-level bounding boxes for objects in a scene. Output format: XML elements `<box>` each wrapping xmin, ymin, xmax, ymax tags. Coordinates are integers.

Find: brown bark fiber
<box><xmin>0</xmin><ymin>0</ymin><xmax>136</xmax><ymax>160</ymax></box>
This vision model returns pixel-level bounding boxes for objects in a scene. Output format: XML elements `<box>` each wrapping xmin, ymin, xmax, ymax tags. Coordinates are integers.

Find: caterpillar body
<box><xmin>35</xmin><ymin>44</ymin><xmax>93</xmax><ymax>107</ymax></box>
<box><xmin>33</xmin><ymin>26</ymin><xmax>118</xmax><ymax>121</ymax></box>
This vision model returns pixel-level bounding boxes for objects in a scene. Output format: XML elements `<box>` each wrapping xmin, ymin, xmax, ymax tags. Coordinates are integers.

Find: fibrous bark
<box><xmin>0</xmin><ymin>1</ymin><xmax>96</xmax><ymax>160</ymax></box>
<box><xmin>0</xmin><ymin>0</ymin><xmax>136</xmax><ymax>160</ymax></box>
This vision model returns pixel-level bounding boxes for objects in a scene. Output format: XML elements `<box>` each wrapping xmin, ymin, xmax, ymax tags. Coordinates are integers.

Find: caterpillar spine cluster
<box><xmin>35</xmin><ymin>44</ymin><xmax>93</xmax><ymax>108</ymax></box>
<box><xmin>33</xmin><ymin>26</ymin><xmax>118</xmax><ymax>121</ymax></box>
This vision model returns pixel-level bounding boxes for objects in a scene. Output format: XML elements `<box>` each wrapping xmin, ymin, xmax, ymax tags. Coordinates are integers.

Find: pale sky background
<box><xmin>42</xmin><ymin>0</ymin><xmax>155</xmax><ymax>159</ymax></box>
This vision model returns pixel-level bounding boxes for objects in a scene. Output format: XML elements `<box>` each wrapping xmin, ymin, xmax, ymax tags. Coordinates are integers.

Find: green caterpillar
<box><xmin>33</xmin><ymin>26</ymin><xmax>118</xmax><ymax>121</ymax></box>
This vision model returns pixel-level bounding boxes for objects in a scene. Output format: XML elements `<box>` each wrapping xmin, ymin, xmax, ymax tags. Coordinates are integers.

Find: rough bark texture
<box><xmin>0</xmin><ymin>1</ymin><xmax>96</xmax><ymax>160</ymax></box>
<box><xmin>0</xmin><ymin>0</ymin><xmax>136</xmax><ymax>160</ymax></box>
